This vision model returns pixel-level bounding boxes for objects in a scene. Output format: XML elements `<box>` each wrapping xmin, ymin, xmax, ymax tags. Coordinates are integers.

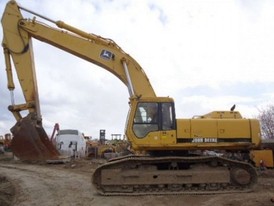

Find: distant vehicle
<box><xmin>55</xmin><ymin>130</ymin><xmax>87</xmax><ymax>158</ymax></box>
<box><xmin>0</xmin><ymin>134</ymin><xmax>12</xmax><ymax>153</ymax></box>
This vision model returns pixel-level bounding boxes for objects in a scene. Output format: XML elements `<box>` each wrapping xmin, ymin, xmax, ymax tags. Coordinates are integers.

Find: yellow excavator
<box><xmin>2</xmin><ymin>1</ymin><xmax>262</xmax><ymax>195</ymax></box>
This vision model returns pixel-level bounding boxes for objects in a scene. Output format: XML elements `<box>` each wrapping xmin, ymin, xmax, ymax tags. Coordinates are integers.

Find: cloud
<box><xmin>0</xmin><ymin>0</ymin><xmax>274</xmax><ymax>139</ymax></box>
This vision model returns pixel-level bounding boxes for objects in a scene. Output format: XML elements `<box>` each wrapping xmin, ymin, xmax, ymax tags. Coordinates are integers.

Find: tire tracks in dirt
<box><xmin>0</xmin><ymin>163</ymin><xmax>94</xmax><ymax>206</ymax></box>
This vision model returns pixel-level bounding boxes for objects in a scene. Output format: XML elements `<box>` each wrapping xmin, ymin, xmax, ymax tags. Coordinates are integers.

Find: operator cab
<box><xmin>133</xmin><ymin>101</ymin><xmax>176</xmax><ymax>138</ymax></box>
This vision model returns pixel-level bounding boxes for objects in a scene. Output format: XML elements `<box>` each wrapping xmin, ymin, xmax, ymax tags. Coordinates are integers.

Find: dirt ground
<box><xmin>1</xmin><ymin>153</ymin><xmax>274</xmax><ymax>206</ymax></box>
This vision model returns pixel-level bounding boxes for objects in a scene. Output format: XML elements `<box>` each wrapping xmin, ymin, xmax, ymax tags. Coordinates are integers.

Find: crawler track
<box><xmin>92</xmin><ymin>155</ymin><xmax>257</xmax><ymax>196</ymax></box>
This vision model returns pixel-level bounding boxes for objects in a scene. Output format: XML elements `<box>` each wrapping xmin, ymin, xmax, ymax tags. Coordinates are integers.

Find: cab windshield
<box><xmin>133</xmin><ymin>102</ymin><xmax>175</xmax><ymax>138</ymax></box>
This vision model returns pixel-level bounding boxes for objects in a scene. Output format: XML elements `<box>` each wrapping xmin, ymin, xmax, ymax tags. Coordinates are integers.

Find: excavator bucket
<box><xmin>10</xmin><ymin>114</ymin><xmax>59</xmax><ymax>161</ymax></box>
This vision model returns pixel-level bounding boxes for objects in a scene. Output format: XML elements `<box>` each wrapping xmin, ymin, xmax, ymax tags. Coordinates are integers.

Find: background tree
<box><xmin>257</xmin><ymin>105</ymin><xmax>274</xmax><ymax>139</ymax></box>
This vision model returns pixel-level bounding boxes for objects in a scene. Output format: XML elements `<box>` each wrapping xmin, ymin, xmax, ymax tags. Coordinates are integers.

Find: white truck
<box><xmin>55</xmin><ymin>129</ymin><xmax>87</xmax><ymax>158</ymax></box>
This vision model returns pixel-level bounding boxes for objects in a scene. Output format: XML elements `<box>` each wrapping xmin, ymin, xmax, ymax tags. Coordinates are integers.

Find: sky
<box><xmin>0</xmin><ymin>0</ymin><xmax>274</xmax><ymax>139</ymax></box>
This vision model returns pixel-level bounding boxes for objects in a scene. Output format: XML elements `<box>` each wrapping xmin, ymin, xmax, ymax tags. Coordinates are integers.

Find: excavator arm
<box><xmin>2</xmin><ymin>1</ymin><xmax>156</xmax><ymax>101</ymax></box>
<box><xmin>1</xmin><ymin>1</ymin><xmax>157</xmax><ymax>160</ymax></box>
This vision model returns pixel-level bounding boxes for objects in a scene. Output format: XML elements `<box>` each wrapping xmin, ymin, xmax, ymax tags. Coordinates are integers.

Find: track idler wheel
<box><xmin>230</xmin><ymin>167</ymin><xmax>252</xmax><ymax>186</ymax></box>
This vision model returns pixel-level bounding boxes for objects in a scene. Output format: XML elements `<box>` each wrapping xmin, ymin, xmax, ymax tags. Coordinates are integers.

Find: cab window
<box><xmin>133</xmin><ymin>103</ymin><xmax>159</xmax><ymax>138</ymax></box>
<box><xmin>162</xmin><ymin>102</ymin><xmax>175</xmax><ymax>130</ymax></box>
<box><xmin>133</xmin><ymin>102</ymin><xmax>175</xmax><ymax>138</ymax></box>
